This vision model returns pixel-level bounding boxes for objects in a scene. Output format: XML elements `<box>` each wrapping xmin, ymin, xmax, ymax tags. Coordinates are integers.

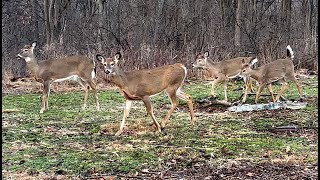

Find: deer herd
<box><xmin>17</xmin><ymin>42</ymin><xmax>303</xmax><ymax>136</ymax></box>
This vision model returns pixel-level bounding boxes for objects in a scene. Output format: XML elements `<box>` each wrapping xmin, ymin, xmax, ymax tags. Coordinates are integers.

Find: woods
<box><xmin>2</xmin><ymin>0</ymin><xmax>318</xmax><ymax>80</ymax></box>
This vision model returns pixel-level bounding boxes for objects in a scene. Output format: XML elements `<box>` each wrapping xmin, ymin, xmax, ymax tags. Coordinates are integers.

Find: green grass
<box><xmin>2</xmin><ymin>77</ymin><xmax>318</xmax><ymax>178</ymax></box>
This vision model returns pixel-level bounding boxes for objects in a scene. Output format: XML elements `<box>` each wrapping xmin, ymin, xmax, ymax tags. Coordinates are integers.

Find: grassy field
<box><xmin>2</xmin><ymin>77</ymin><xmax>318</xmax><ymax>179</ymax></box>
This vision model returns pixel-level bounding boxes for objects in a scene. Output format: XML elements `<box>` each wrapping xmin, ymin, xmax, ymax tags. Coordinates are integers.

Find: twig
<box><xmin>153</xmin><ymin>144</ymin><xmax>207</xmax><ymax>152</ymax></box>
<box><xmin>239</xmin><ymin>93</ymin><xmax>287</xmax><ymax>101</ymax></box>
<box><xmin>269</xmin><ymin>126</ymin><xmax>298</xmax><ymax>133</ymax></box>
<box><xmin>2</xmin><ymin>109</ymin><xmax>20</xmax><ymax>113</ymax></box>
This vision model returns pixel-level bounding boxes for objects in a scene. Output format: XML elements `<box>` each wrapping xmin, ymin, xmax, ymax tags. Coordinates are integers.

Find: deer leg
<box><xmin>276</xmin><ymin>81</ymin><xmax>288</xmax><ymax>102</ymax></box>
<box><xmin>255</xmin><ymin>84</ymin><xmax>265</xmax><ymax>104</ymax></box>
<box><xmin>293</xmin><ymin>79</ymin><xmax>302</xmax><ymax>99</ymax></box>
<box><xmin>287</xmin><ymin>75</ymin><xmax>303</xmax><ymax>100</ymax></box>
<box><xmin>82</xmin><ymin>85</ymin><xmax>90</xmax><ymax>110</ymax></box>
<box><xmin>77</xmin><ymin>78</ymin><xmax>90</xmax><ymax>110</ymax></box>
<box><xmin>291</xmin><ymin>77</ymin><xmax>302</xmax><ymax>99</ymax></box>
<box><xmin>40</xmin><ymin>81</ymin><xmax>51</xmax><ymax>113</ymax></box>
<box><xmin>223</xmin><ymin>80</ymin><xmax>228</xmax><ymax>102</ymax></box>
<box><xmin>209</xmin><ymin>81</ymin><xmax>215</xmax><ymax>97</ymax></box>
<box><xmin>209</xmin><ymin>78</ymin><xmax>220</xmax><ymax>97</ymax></box>
<box><xmin>88</xmin><ymin>80</ymin><xmax>100</xmax><ymax>111</ymax></box>
<box><xmin>45</xmin><ymin>83</ymin><xmax>51</xmax><ymax>110</ymax></box>
<box><xmin>266</xmin><ymin>83</ymin><xmax>276</xmax><ymax>102</ymax></box>
<box><xmin>161</xmin><ymin>90</ymin><xmax>178</xmax><ymax>128</ymax></box>
<box><xmin>142</xmin><ymin>96</ymin><xmax>161</xmax><ymax>133</ymax></box>
<box><xmin>177</xmin><ymin>90</ymin><xmax>195</xmax><ymax>126</ymax></box>
<box><xmin>248</xmin><ymin>78</ymin><xmax>255</xmax><ymax>92</ymax></box>
<box><xmin>241</xmin><ymin>77</ymin><xmax>249</xmax><ymax>103</ymax></box>
<box><xmin>115</xmin><ymin>99</ymin><xmax>132</xmax><ymax>136</ymax></box>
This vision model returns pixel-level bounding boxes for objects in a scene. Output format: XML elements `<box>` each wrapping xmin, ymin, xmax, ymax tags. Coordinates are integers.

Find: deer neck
<box><xmin>249</xmin><ymin>67</ymin><xmax>264</xmax><ymax>81</ymax></box>
<box><xmin>110</xmin><ymin>68</ymin><xmax>129</xmax><ymax>90</ymax></box>
<box><xmin>204</xmin><ymin>61</ymin><xmax>216</xmax><ymax>70</ymax></box>
<box><xmin>25</xmin><ymin>55</ymin><xmax>40</xmax><ymax>76</ymax></box>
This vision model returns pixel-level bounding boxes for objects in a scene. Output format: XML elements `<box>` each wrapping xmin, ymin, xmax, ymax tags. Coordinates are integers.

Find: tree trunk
<box><xmin>302</xmin><ymin>0</ymin><xmax>312</xmax><ymax>53</ymax></box>
<box><xmin>44</xmin><ymin>0</ymin><xmax>51</xmax><ymax>45</ymax></box>
<box><xmin>153</xmin><ymin>0</ymin><xmax>165</xmax><ymax>48</ymax></box>
<box><xmin>32</xmin><ymin>0</ymin><xmax>39</xmax><ymax>42</ymax></box>
<box><xmin>97</xmin><ymin>0</ymin><xmax>104</xmax><ymax>52</ymax></box>
<box><xmin>281</xmin><ymin>0</ymin><xmax>292</xmax><ymax>45</ymax></box>
<box><xmin>234</xmin><ymin>0</ymin><xmax>242</xmax><ymax>48</ymax></box>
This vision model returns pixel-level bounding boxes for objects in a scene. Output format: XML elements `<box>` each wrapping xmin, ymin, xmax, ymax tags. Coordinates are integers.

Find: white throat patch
<box><xmin>25</xmin><ymin>57</ymin><xmax>32</xmax><ymax>62</ymax></box>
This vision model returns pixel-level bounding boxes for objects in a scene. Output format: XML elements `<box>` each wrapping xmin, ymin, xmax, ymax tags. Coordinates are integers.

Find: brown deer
<box><xmin>240</xmin><ymin>45</ymin><xmax>302</xmax><ymax>103</ymax></box>
<box><xmin>192</xmin><ymin>51</ymin><xmax>258</xmax><ymax>103</ymax></box>
<box><xmin>96</xmin><ymin>53</ymin><xmax>195</xmax><ymax>136</ymax></box>
<box><xmin>17</xmin><ymin>42</ymin><xmax>100</xmax><ymax>113</ymax></box>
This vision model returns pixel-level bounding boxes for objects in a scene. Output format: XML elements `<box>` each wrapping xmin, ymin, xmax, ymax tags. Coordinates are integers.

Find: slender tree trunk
<box><xmin>32</xmin><ymin>0</ymin><xmax>39</xmax><ymax>42</ymax></box>
<box><xmin>281</xmin><ymin>0</ymin><xmax>292</xmax><ymax>45</ymax></box>
<box><xmin>44</xmin><ymin>0</ymin><xmax>51</xmax><ymax>45</ymax></box>
<box><xmin>153</xmin><ymin>0</ymin><xmax>165</xmax><ymax>48</ymax></box>
<box><xmin>234</xmin><ymin>0</ymin><xmax>242</xmax><ymax>48</ymax></box>
<box><xmin>303</xmin><ymin>0</ymin><xmax>312</xmax><ymax>53</ymax></box>
<box><xmin>97</xmin><ymin>0</ymin><xmax>104</xmax><ymax>52</ymax></box>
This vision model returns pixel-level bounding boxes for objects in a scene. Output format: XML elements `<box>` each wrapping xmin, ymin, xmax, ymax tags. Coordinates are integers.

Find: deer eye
<box><xmin>23</xmin><ymin>49</ymin><xmax>28</xmax><ymax>52</ymax></box>
<box><xmin>110</xmin><ymin>62</ymin><xmax>115</xmax><ymax>66</ymax></box>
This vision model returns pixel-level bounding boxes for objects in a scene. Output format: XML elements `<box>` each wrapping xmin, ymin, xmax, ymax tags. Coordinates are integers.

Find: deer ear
<box><xmin>32</xmin><ymin>42</ymin><xmax>37</xmax><ymax>47</ymax></box>
<box><xmin>204</xmin><ymin>51</ymin><xmax>209</xmax><ymax>57</ymax></box>
<box><xmin>114</xmin><ymin>52</ymin><xmax>121</xmax><ymax>63</ymax></box>
<box><xmin>96</xmin><ymin>54</ymin><xmax>104</xmax><ymax>62</ymax></box>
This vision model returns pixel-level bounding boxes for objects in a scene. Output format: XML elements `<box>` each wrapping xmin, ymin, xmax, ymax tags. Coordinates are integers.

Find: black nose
<box><xmin>105</xmin><ymin>69</ymin><xmax>111</xmax><ymax>74</ymax></box>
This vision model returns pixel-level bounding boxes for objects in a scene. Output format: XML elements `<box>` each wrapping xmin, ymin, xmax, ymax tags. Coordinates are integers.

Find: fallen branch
<box><xmin>269</xmin><ymin>125</ymin><xmax>298</xmax><ymax>133</ymax></box>
<box><xmin>2</xmin><ymin>109</ymin><xmax>20</xmax><ymax>113</ymax></box>
<box><xmin>196</xmin><ymin>97</ymin><xmax>233</xmax><ymax>107</ymax></box>
<box><xmin>239</xmin><ymin>93</ymin><xmax>287</xmax><ymax>101</ymax></box>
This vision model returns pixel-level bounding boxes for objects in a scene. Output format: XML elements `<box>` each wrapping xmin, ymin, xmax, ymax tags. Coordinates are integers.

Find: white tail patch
<box><xmin>53</xmin><ymin>75</ymin><xmax>79</xmax><ymax>83</ymax></box>
<box><xmin>250</xmin><ymin>58</ymin><xmax>258</xmax><ymax>66</ymax></box>
<box><xmin>286</xmin><ymin>45</ymin><xmax>294</xmax><ymax>58</ymax></box>
<box><xmin>91</xmin><ymin>69</ymin><xmax>96</xmax><ymax>79</ymax></box>
<box><xmin>181</xmin><ymin>65</ymin><xmax>187</xmax><ymax>80</ymax></box>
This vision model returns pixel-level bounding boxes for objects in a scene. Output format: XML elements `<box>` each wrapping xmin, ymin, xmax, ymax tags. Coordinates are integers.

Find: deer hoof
<box><xmin>155</xmin><ymin>128</ymin><xmax>161</xmax><ymax>134</ymax></box>
<box><xmin>39</xmin><ymin>109</ymin><xmax>45</xmax><ymax>114</ymax></box>
<box><xmin>160</xmin><ymin>122</ymin><xmax>166</xmax><ymax>129</ymax></box>
<box><xmin>115</xmin><ymin>130</ymin><xmax>123</xmax><ymax>136</ymax></box>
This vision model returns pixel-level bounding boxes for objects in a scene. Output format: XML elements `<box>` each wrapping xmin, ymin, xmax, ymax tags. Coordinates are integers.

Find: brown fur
<box><xmin>17</xmin><ymin>42</ymin><xmax>100</xmax><ymax>113</ymax></box>
<box><xmin>241</xmin><ymin>46</ymin><xmax>302</xmax><ymax>103</ymax></box>
<box><xmin>193</xmin><ymin>52</ymin><xmax>257</xmax><ymax>102</ymax></box>
<box><xmin>97</xmin><ymin>54</ymin><xmax>195</xmax><ymax>136</ymax></box>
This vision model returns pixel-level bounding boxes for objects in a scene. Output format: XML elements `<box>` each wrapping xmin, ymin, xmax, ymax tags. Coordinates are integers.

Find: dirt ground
<box><xmin>2</xmin><ymin>78</ymin><xmax>318</xmax><ymax>180</ymax></box>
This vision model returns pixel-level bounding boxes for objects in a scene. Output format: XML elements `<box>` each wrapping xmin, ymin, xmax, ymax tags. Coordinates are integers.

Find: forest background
<box><xmin>2</xmin><ymin>0</ymin><xmax>318</xmax><ymax>81</ymax></box>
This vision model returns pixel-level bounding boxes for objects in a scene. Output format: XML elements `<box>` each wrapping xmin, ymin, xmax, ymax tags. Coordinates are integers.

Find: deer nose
<box><xmin>105</xmin><ymin>69</ymin><xmax>111</xmax><ymax>74</ymax></box>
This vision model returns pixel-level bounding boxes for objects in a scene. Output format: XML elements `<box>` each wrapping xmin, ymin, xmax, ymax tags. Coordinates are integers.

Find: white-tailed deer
<box><xmin>17</xmin><ymin>42</ymin><xmax>100</xmax><ymax>113</ymax></box>
<box><xmin>192</xmin><ymin>51</ymin><xmax>258</xmax><ymax>103</ymax></box>
<box><xmin>240</xmin><ymin>45</ymin><xmax>302</xmax><ymax>103</ymax></box>
<box><xmin>96</xmin><ymin>53</ymin><xmax>195</xmax><ymax>136</ymax></box>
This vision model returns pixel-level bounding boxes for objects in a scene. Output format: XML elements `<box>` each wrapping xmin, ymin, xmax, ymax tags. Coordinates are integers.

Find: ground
<box><xmin>2</xmin><ymin>76</ymin><xmax>318</xmax><ymax>179</ymax></box>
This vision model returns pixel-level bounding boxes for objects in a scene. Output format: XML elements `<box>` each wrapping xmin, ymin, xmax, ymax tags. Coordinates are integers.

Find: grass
<box><xmin>2</xmin><ymin>77</ymin><xmax>318</xmax><ymax>179</ymax></box>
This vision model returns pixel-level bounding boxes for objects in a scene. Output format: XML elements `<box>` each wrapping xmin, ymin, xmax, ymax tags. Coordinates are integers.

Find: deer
<box><xmin>96</xmin><ymin>53</ymin><xmax>195</xmax><ymax>136</ymax></box>
<box><xmin>16</xmin><ymin>42</ymin><xmax>100</xmax><ymax>113</ymax></box>
<box><xmin>192</xmin><ymin>51</ymin><xmax>258</xmax><ymax>103</ymax></box>
<box><xmin>240</xmin><ymin>45</ymin><xmax>302</xmax><ymax>103</ymax></box>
